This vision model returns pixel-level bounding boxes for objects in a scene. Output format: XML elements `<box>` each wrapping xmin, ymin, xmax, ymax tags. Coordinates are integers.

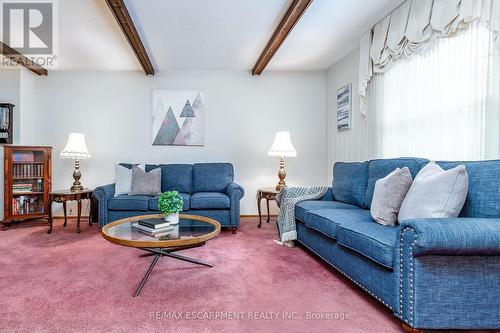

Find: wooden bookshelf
<box><xmin>2</xmin><ymin>146</ymin><xmax>52</xmax><ymax>230</ymax></box>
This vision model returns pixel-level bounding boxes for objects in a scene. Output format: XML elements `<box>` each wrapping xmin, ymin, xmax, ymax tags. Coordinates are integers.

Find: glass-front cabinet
<box><xmin>2</xmin><ymin>146</ymin><xmax>52</xmax><ymax>229</ymax></box>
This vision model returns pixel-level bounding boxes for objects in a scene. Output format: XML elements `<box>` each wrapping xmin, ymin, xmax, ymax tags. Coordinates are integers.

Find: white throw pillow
<box><xmin>398</xmin><ymin>161</ymin><xmax>468</xmax><ymax>222</ymax></box>
<box><xmin>114</xmin><ymin>164</ymin><xmax>144</xmax><ymax>197</ymax></box>
<box><xmin>370</xmin><ymin>167</ymin><xmax>413</xmax><ymax>226</ymax></box>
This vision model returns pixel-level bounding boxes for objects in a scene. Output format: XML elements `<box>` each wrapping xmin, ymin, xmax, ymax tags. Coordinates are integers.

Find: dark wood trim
<box><xmin>3</xmin><ymin>145</ymin><xmax>53</xmax><ymax>149</ymax></box>
<box><xmin>105</xmin><ymin>0</ymin><xmax>155</xmax><ymax>75</ymax></box>
<box><xmin>252</xmin><ymin>0</ymin><xmax>313</xmax><ymax>75</ymax></box>
<box><xmin>401</xmin><ymin>323</ymin><xmax>424</xmax><ymax>333</ymax></box>
<box><xmin>0</xmin><ymin>42</ymin><xmax>48</xmax><ymax>76</ymax></box>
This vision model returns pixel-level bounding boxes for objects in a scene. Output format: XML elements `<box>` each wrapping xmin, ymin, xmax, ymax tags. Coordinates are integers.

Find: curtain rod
<box><xmin>370</xmin><ymin>0</ymin><xmax>412</xmax><ymax>30</ymax></box>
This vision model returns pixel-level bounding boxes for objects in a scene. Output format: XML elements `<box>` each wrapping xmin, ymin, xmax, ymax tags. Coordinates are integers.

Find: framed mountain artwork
<box><xmin>152</xmin><ymin>90</ymin><xmax>205</xmax><ymax>146</ymax></box>
<box><xmin>336</xmin><ymin>84</ymin><xmax>352</xmax><ymax>131</ymax></box>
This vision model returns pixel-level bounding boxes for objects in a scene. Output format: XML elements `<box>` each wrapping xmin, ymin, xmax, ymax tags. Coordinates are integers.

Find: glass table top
<box><xmin>102</xmin><ymin>214</ymin><xmax>220</xmax><ymax>248</ymax></box>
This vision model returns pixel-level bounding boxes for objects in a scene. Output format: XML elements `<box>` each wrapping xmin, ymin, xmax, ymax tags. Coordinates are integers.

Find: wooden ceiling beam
<box><xmin>106</xmin><ymin>0</ymin><xmax>155</xmax><ymax>75</ymax></box>
<box><xmin>0</xmin><ymin>42</ymin><xmax>48</xmax><ymax>76</ymax></box>
<box><xmin>252</xmin><ymin>0</ymin><xmax>313</xmax><ymax>75</ymax></box>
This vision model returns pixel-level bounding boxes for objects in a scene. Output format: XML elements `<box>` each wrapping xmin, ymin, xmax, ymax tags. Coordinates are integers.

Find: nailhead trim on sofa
<box><xmin>229</xmin><ymin>186</ymin><xmax>244</xmax><ymax>229</ymax></box>
<box><xmin>399</xmin><ymin>227</ymin><xmax>418</xmax><ymax>327</ymax></box>
<box><xmin>93</xmin><ymin>189</ymin><xmax>107</xmax><ymax>228</ymax></box>
<box><xmin>297</xmin><ymin>239</ymin><xmax>394</xmax><ymax>311</ymax></box>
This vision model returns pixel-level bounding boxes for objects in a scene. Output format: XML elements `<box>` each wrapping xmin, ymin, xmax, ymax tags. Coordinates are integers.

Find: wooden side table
<box><xmin>48</xmin><ymin>189</ymin><xmax>93</xmax><ymax>234</ymax></box>
<box><xmin>257</xmin><ymin>187</ymin><xmax>279</xmax><ymax>228</ymax></box>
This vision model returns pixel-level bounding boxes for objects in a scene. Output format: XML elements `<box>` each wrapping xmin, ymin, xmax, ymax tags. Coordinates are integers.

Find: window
<box><xmin>370</xmin><ymin>23</ymin><xmax>499</xmax><ymax>160</ymax></box>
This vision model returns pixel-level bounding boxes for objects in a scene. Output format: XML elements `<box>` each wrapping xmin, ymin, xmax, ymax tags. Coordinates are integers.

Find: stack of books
<box><xmin>13</xmin><ymin>183</ymin><xmax>33</xmax><ymax>193</ymax></box>
<box><xmin>132</xmin><ymin>218</ymin><xmax>175</xmax><ymax>237</ymax></box>
<box><xmin>12</xmin><ymin>196</ymin><xmax>43</xmax><ymax>215</ymax></box>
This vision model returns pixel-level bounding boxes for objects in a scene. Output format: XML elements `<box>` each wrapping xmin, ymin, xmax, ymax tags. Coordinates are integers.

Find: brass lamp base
<box><xmin>71</xmin><ymin>184</ymin><xmax>84</xmax><ymax>192</ymax></box>
<box><xmin>70</xmin><ymin>159</ymin><xmax>84</xmax><ymax>192</ymax></box>
<box><xmin>275</xmin><ymin>157</ymin><xmax>287</xmax><ymax>192</ymax></box>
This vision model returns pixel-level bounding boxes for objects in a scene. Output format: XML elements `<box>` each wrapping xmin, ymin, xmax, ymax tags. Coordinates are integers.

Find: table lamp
<box><xmin>267</xmin><ymin>131</ymin><xmax>297</xmax><ymax>191</ymax></box>
<box><xmin>61</xmin><ymin>133</ymin><xmax>91</xmax><ymax>192</ymax></box>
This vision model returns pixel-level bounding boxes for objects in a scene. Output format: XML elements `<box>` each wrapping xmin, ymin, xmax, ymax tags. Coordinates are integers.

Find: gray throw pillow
<box><xmin>129</xmin><ymin>166</ymin><xmax>161</xmax><ymax>196</ymax></box>
<box><xmin>398</xmin><ymin>161</ymin><xmax>468</xmax><ymax>222</ymax></box>
<box><xmin>370</xmin><ymin>167</ymin><xmax>413</xmax><ymax>226</ymax></box>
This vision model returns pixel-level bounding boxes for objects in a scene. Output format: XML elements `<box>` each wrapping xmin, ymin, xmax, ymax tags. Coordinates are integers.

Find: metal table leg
<box><xmin>133</xmin><ymin>244</ymin><xmax>212</xmax><ymax>297</ymax></box>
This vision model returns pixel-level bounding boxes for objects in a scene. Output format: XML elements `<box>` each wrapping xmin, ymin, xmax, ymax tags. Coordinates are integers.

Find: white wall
<box><xmin>325</xmin><ymin>48</ymin><xmax>376</xmax><ymax>183</ymax></box>
<box><xmin>0</xmin><ymin>69</ymin><xmax>23</xmax><ymax>220</ymax></box>
<box><xmin>20</xmin><ymin>70</ymin><xmax>328</xmax><ymax>215</ymax></box>
<box><xmin>0</xmin><ymin>69</ymin><xmax>21</xmax><ymax>143</ymax></box>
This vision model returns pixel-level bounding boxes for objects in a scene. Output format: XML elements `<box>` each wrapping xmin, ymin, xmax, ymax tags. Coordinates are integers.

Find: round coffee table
<box><xmin>102</xmin><ymin>213</ymin><xmax>221</xmax><ymax>297</ymax></box>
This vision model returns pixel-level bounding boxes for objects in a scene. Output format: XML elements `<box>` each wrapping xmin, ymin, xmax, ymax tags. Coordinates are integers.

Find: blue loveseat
<box><xmin>296</xmin><ymin>158</ymin><xmax>500</xmax><ymax>331</ymax></box>
<box><xmin>93</xmin><ymin>163</ymin><xmax>244</xmax><ymax>232</ymax></box>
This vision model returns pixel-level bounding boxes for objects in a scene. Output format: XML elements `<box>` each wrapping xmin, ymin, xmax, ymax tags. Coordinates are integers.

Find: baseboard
<box><xmin>240</xmin><ymin>214</ymin><xmax>278</xmax><ymax>218</ymax></box>
<box><xmin>52</xmin><ymin>215</ymin><xmax>90</xmax><ymax>219</ymax></box>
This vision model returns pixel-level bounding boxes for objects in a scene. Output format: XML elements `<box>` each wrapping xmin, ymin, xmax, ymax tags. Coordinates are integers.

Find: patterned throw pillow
<box><xmin>370</xmin><ymin>167</ymin><xmax>413</xmax><ymax>226</ymax></box>
<box><xmin>129</xmin><ymin>166</ymin><xmax>161</xmax><ymax>196</ymax></box>
<box><xmin>398</xmin><ymin>161</ymin><xmax>468</xmax><ymax>222</ymax></box>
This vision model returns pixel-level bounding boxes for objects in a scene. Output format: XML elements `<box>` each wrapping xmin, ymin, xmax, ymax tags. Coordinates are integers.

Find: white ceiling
<box><xmin>54</xmin><ymin>0</ymin><xmax>404</xmax><ymax>71</ymax></box>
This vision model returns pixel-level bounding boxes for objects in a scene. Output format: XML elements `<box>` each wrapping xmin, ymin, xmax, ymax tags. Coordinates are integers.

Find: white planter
<box><xmin>164</xmin><ymin>212</ymin><xmax>179</xmax><ymax>225</ymax></box>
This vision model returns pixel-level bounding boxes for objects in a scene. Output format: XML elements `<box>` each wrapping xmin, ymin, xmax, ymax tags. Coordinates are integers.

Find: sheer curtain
<box><xmin>369</xmin><ymin>22</ymin><xmax>499</xmax><ymax>161</ymax></box>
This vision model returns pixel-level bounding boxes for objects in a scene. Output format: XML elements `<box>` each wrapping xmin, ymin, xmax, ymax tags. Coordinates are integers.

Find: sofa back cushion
<box><xmin>161</xmin><ymin>164</ymin><xmax>193</xmax><ymax>194</ymax></box>
<box><xmin>332</xmin><ymin>162</ymin><xmax>369</xmax><ymax>207</ymax></box>
<box><xmin>437</xmin><ymin>160</ymin><xmax>500</xmax><ymax>218</ymax></box>
<box><xmin>364</xmin><ymin>158</ymin><xmax>428</xmax><ymax>208</ymax></box>
<box><xmin>193</xmin><ymin>163</ymin><xmax>234</xmax><ymax>193</ymax></box>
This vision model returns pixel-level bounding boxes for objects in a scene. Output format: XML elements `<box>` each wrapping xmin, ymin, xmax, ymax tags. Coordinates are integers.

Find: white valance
<box><xmin>359</xmin><ymin>0</ymin><xmax>500</xmax><ymax>117</ymax></box>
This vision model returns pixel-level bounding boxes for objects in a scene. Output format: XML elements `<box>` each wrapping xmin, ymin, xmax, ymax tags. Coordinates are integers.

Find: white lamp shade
<box><xmin>267</xmin><ymin>131</ymin><xmax>297</xmax><ymax>157</ymax></box>
<box><xmin>60</xmin><ymin>133</ymin><xmax>91</xmax><ymax>160</ymax></box>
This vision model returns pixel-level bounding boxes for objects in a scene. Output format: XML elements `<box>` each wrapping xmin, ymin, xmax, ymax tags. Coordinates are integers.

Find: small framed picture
<box><xmin>336</xmin><ymin>84</ymin><xmax>352</xmax><ymax>131</ymax></box>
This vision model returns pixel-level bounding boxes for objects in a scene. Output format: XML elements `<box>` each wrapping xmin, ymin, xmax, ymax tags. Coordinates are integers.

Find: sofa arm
<box><xmin>319</xmin><ymin>187</ymin><xmax>333</xmax><ymax>201</ymax></box>
<box><xmin>396</xmin><ymin>217</ymin><xmax>500</xmax><ymax>329</ymax></box>
<box><xmin>93</xmin><ymin>184</ymin><xmax>115</xmax><ymax>227</ymax></box>
<box><xmin>399</xmin><ymin>218</ymin><xmax>500</xmax><ymax>256</ymax></box>
<box><xmin>226</xmin><ymin>182</ymin><xmax>245</xmax><ymax>228</ymax></box>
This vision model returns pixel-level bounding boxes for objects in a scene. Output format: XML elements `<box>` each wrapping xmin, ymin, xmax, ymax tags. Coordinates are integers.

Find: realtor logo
<box><xmin>2</xmin><ymin>1</ymin><xmax>53</xmax><ymax>54</ymax></box>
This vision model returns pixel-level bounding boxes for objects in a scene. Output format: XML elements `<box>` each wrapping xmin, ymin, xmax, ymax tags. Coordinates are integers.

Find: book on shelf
<box><xmin>13</xmin><ymin>151</ymin><xmax>35</xmax><ymax>162</ymax></box>
<box><xmin>138</xmin><ymin>218</ymin><xmax>172</xmax><ymax>229</ymax></box>
<box><xmin>13</xmin><ymin>163</ymin><xmax>43</xmax><ymax>178</ymax></box>
<box><xmin>12</xmin><ymin>196</ymin><xmax>44</xmax><ymax>215</ymax></box>
<box><xmin>12</xmin><ymin>179</ymin><xmax>43</xmax><ymax>193</ymax></box>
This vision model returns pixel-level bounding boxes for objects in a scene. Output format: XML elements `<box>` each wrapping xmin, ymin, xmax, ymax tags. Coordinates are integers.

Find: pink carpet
<box><xmin>0</xmin><ymin>217</ymin><xmax>400</xmax><ymax>333</ymax></box>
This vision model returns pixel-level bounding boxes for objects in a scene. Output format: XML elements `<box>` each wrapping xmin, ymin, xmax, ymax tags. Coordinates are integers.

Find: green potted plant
<box><xmin>157</xmin><ymin>191</ymin><xmax>183</xmax><ymax>224</ymax></box>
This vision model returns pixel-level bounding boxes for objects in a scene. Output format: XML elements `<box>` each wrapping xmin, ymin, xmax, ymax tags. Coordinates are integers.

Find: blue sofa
<box><xmin>93</xmin><ymin>163</ymin><xmax>244</xmax><ymax>232</ymax></box>
<box><xmin>296</xmin><ymin>158</ymin><xmax>500</xmax><ymax>331</ymax></box>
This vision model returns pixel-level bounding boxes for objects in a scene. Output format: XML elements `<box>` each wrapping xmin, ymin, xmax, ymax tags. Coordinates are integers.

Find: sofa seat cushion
<box><xmin>304</xmin><ymin>208</ymin><xmax>374</xmax><ymax>240</ymax></box>
<box><xmin>295</xmin><ymin>200</ymin><xmax>359</xmax><ymax>222</ymax></box>
<box><xmin>190</xmin><ymin>192</ymin><xmax>230</xmax><ymax>210</ymax></box>
<box><xmin>337</xmin><ymin>221</ymin><xmax>398</xmax><ymax>269</ymax></box>
<box><xmin>108</xmin><ymin>195</ymin><xmax>151</xmax><ymax>211</ymax></box>
<box><xmin>149</xmin><ymin>193</ymin><xmax>190</xmax><ymax>211</ymax></box>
